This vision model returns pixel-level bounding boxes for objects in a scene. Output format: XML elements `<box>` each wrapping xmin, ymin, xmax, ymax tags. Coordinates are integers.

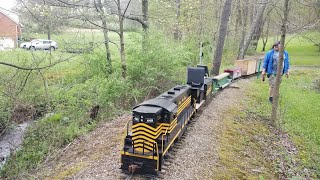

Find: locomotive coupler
<box><xmin>128</xmin><ymin>164</ymin><xmax>141</xmax><ymax>173</ymax></box>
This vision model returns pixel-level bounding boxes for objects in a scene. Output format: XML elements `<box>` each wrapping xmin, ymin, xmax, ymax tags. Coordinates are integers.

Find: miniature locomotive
<box><xmin>120</xmin><ymin>64</ymin><xmax>247</xmax><ymax>175</ymax></box>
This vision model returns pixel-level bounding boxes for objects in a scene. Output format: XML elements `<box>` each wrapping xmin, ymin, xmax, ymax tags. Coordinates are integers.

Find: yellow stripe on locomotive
<box><xmin>121</xmin><ymin>65</ymin><xmax>229</xmax><ymax>175</ymax></box>
<box><xmin>121</xmin><ymin>85</ymin><xmax>195</xmax><ymax>174</ymax></box>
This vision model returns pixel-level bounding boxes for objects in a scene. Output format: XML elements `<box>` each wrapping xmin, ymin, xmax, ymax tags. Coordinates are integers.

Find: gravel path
<box><xmin>37</xmin><ymin>78</ymin><xmax>252</xmax><ymax>180</ymax></box>
<box><xmin>38</xmin><ymin>115</ymin><xmax>131</xmax><ymax>179</ymax></box>
<box><xmin>163</xmin><ymin>79</ymin><xmax>251</xmax><ymax>180</ymax></box>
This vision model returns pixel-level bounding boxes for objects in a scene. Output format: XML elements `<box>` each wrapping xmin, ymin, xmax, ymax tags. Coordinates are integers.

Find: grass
<box><xmin>215</xmin><ymin>31</ymin><xmax>320</xmax><ymax>178</ymax></box>
<box><xmin>214</xmin><ymin>106</ymin><xmax>277</xmax><ymax>179</ymax></box>
<box><xmin>253</xmin><ymin>69</ymin><xmax>320</xmax><ymax>176</ymax></box>
<box><xmin>216</xmin><ymin>70</ymin><xmax>320</xmax><ymax>178</ymax></box>
<box><xmin>0</xmin><ymin>29</ymin><xmax>200</xmax><ymax>178</ymax></box>
<box><xmin>257</xmin><ymin>31</ymin><xmax>320</xmax><ymax>66</ymax></box>
<box><xmin>254</xmin><ymin>31</ymin><xmax>320</xmax><ymax>177</ymax></box>
<box><xmin>1</xmin><ymin>28</ymin><xmax>318</xmax><ymax>178</ymax></box>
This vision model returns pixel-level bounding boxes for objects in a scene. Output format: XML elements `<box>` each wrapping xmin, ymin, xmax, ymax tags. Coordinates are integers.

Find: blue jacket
<box><xmin>263</xmin><ymin>50</ymin><xmax>290</xmax><ymax>75</ymax></box>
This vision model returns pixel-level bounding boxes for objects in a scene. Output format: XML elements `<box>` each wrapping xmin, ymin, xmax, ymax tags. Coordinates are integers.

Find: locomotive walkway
<box><xmin>35</xmin><ymin>78</ymin><xmax>253</xmax><ymax>179</ymax></box>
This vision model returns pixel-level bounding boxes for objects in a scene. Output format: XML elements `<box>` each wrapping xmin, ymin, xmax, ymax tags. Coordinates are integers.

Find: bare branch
<box><xmin>0</xmin><ymin>58</ymin><xmax>71</xmax><ymax>71</ymax></box>
<box><xmin>109</xmin><ymin>40</ymin><xmax>120</xmax><ymax>51</ymax></box>
<box><xmin>122</xmin><ymin>14</ymin><xmax>146</xmax><ymax>27</ymax></box>
<box><xmin>78</xmin><ymin>10</ymin><xmax>120</xmax><ymax>35</ymax></box>
<box><xmin>121</xmin><ymin>0</ymin><xmax>132</xmax><ymax>21</ymax></box>
<box><xmin>17</xmin><ymin>70</ymin><xmax>33</xmax><ymax>95</ymax></box>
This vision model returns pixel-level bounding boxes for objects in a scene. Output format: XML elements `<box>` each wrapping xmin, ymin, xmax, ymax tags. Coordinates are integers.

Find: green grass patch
<box><xmin>248</xmin><ymin>69</ymin><xmax>320</xmax><ymax>178</ymax></box>
<box><xmin>0</xmin><ymin>29</ymin><xmax>199</xmax><ymax>178</ymax></box>
<box><xmin>0</xmin><ymin>113</ymin><xmax>93</xmax><ymax>179</ymax></box>
<box><xmin>257</xmin><ymin>31</ymin><xmax>320</xmax><ymax>66</ymax></box>
<box><xmin>215</xmin><ymin>107</ymin><xmax>276</xmax><ymax>179</ymax></box>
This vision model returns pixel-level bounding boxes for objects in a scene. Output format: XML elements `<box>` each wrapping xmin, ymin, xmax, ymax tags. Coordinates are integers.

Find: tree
<box><xmin>271</xmin><ymin>0</ymin><xmax>290</xmax><ymax>126</ymax></box>
<box><xmin>211</xmin><ymin>0</ymin><xmax>233</xmax><ymax>76</ymax></box>
<box><xmin>261</xmin><ymin>17</ymin><xmax>270</xmax><ymax>51</ymax></box>
<box><xmin>141</xmin><ymin>0</ymin><xmax>149</xmax><ymax>32</ymax></box>
<box><xmin>17</xmin><ymin>0</ymin><xmax>71</xmax><ymax>39</ymax></box>
<box><xmin>115</xmin><ymin>0</ymin><xmax>132</xmax><ymax>78</ymax></box>
<box><xmin>95</xmin><ymin>0</ymin><xmax>112</xmax><ymax>74</ymax></box>
<box><xmin>237</xmin><ymin>0</ymin><xmax>249</xmax><ymax>59</ymax></box>
<box><xmin>124</xmin><ymin>0</ymin><xmax>149</xmax><ymax>32</ymax></box>
<box><xmin>237</xmin><ymin>0</ymin><xmax>268</xmax><ymax>59</ymax></box>
<box><xmin>174</xmin><ymin>0</ymin><xmax>181</xmax><ymax>39</ymax></box>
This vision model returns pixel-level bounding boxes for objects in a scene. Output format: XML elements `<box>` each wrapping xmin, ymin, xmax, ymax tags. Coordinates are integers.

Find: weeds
<box><xmin>0</xmin><ymin>29</ymin><xmax>199</xmax><ymax>178</ymax></box>
<box><xmin>247</xmin><ymin>69</ymin><xmax>320</xmax><ymax>178</ymax></box>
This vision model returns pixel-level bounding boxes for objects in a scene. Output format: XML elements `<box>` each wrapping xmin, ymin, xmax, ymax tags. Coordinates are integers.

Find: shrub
<box><xmin>1</xmin><ymin>29</ymin><xmax>199</xmax><ymax>178</ymax></box>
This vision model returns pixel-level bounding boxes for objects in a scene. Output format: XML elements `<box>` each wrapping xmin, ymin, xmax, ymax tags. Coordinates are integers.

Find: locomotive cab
<box><xmin>187</xmin><ymin>66</ymin><xmax>212</xmax><ymax>109</ymax></box>
<box><xmin>121</xmin><ymin>85</ymin><xmax>194</xmax><ymax>175</ymax></box>
<box><xmin>132</xmin><ymin>106</ymin><xmax>162</xmax><ymax>128</ymax></box>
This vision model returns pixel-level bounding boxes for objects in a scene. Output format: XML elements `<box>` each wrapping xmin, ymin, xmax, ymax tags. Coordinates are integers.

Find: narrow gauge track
<box><xmin>124</xmin><ymin>172</ymin><xmax>157</xmax><ymax>180</ymax></box>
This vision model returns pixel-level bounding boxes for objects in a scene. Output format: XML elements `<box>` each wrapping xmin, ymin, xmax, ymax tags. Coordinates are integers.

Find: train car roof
<box><xmin>133</xmin><ymin>105</ymin><xmax>162</xmax><ymax>114</ymax></box>
<box><xmin>135</xmin><ymin>98</ymin><xmax>177</xmax><ymax>113</ymax></box>
<box><xmin>133</xmin><ymin>85</ymin><xmax>190</xmax><ymax>113</ymax></box>
<box><xmin>158</xmin><ymin>85</ymin><xmax>190</xmax><ymax>102</ymax></box>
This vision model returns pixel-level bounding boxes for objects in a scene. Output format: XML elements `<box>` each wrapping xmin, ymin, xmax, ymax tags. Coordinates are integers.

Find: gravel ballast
<box><xmin>37</xmin><ymin>79</ymin><xmax>251</xmax><ymax>180</ymax></box>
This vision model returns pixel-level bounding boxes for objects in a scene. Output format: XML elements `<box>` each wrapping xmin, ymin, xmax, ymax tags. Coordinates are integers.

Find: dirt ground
<box><xmin>35</xmin><ymin>78</ymin><xmax>253</xmax><ymax>179</ymax></box>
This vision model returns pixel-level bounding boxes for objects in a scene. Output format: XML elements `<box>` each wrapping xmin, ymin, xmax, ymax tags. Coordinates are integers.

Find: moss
<box><xmin>214</xmin><ymin>108</ymin><xmax>276</xmax><ymax>179</ymax></box>
<box><xmin>52</xmin><ymin>162</ymin><xmax>87</xmax><ymax>180</ymax></box>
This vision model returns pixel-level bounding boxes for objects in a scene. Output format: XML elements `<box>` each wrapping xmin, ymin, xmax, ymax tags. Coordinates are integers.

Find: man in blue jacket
<box><xmin>261</xmin><ymin>41</ymin><xmax>290</xmax><ymax>103</ymax></box>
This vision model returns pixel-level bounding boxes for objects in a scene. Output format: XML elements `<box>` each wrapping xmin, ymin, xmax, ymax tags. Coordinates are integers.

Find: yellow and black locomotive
<box><xmin>121</xmin><ymin>65</ymin><xmax>220</xmax><ymax>175</ymax></box>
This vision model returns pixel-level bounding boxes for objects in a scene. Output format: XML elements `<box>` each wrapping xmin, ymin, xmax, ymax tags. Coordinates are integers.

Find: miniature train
<box><xmin>120</xmin><ymin>63</ymin><xmax>258</xmax><ymax>175</ymax></box>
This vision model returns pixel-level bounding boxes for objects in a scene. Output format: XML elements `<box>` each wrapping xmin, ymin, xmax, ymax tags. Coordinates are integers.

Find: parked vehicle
<box><xmin>20</xmin><ymin>39</ymin><xmax>58</xmax><ymax>51</ymax></box>
<box><xmin>20</xmin><ymin>41</ymin><xmax>31</xmax><ymax>49</ymax></box>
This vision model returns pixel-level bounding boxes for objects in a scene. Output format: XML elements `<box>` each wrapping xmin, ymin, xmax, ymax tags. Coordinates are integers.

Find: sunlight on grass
<box><xmin>257</xmin><ymin>31</ymin><xmax>320</xmax><ymax>66</ymax></box>
<box><xmin>248</xmin><ymin>69</ymin><xmax>320</xmax><ymax>177</ymax></box>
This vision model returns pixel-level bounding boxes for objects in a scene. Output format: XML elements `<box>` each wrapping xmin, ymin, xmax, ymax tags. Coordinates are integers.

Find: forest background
<box><xmin>0</xmin><ymin>0</ymin><xmax>319</xmax><ymax>178</ymax></box>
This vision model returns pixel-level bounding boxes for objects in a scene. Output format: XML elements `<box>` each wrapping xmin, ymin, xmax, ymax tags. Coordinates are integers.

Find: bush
<box><xmin>0</xmin><ymin>29</ymin><xmax>198</xmax><ymax>178</ymax></box>
<box><xmin>126</xmin><ymin>29</ymin><xmax>197</xmax><ymax>94</ymax></box>
<box><xmin>0</xmin><ymin>113</ymin><xmax>91</xmax><ymax>179</ymax></box>
<box><xmin>0</xmin><ymin>97</ymin><xmax>11</xmax><ymax>134</ymax></box>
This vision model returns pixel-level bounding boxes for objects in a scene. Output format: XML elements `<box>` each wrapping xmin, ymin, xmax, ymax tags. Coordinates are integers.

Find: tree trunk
<box><xmin>261</xmin><ymin>18</ymin><xmax>270</xmax><ymax>51</ymax></box>
<box><xmin>117</xmin><ymin>0</ymin><xmax>127</xmax><ymax>78</ymax></box>
<box><xmin>47</xmin><ymin>25</ymin><xmax>51</xmax><ymax>40</ymax></box>
<box><xmin>237</xmin><ymin>0</ymin><xmax>248</xmax><ymax>59</ymax></box>
<box><xmin>235</xmin><ymin>0</ymin><xmax>242</xmax><ymax>36</ymax></box>
<box><xmin>199</xmin><ymin>0</ymin><xmax>205</xmax><ymax>41</ymax></box>
<box><xmin>142</xmin><ymin>0</ymin><xmax>149</xmax><ymax>32</ymax></box>
<box><xmin>238</xmin><ymin>0</ymin><xmax>267</xmax><ymax>59</ymax></box>
<box><xmin>211</xmin><ymin>0</ymin><xmax>233</xmax><ymax>76</ymax></box>
<box><xmin>252</xmin><ymin>16</ymin><xmax>264</xmax><ymax>50</ymax></box>
<box><xmin>96</xmin><ymin>0</ymin><xmax>112</xmax><ymax>74</ymax></box>
<box><xmin>141</xmin><ymin>0</ymin><xmax>149</xmax><ymax>49</ymax></box>
<box><xmin>174</xmin><ymin>0</ymin><xmax>181</xmax><ymax>40</ymax></box>
<box><xmin>249</xmin><ymin>2</ymin><xmax>255</xmax><ymax>25</ymax></box>
<box><xmin>271</xmin><ymin>0</ymin><xmax>290</xmax><ymax>126</ymax></box>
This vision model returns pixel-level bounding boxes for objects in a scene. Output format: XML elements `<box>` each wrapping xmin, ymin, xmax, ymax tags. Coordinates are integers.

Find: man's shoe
<box><xmin>269</xmin><ymin>97</ymin><xmax>273</xmax><ymax>103</ymax></box>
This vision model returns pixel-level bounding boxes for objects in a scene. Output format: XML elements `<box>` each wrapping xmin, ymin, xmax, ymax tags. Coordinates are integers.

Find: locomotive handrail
<box><xmin>152</xmin><ymin>141</ymin><xmax>160</xmax><ymax>171</ymax></box>
<box><xmin>125</xmin><ymin>119</ymin><xmax>131</xmax><ymax>136</ymax></box>
<box><xmin>161</xmin><ymin>128</ymin><xmax>169</xmax><ymax>153</ymax></box>
<box><xmin>121</xmin><ymin>119</ymin><xmax>132</xmax><ymax>148</ymax></box>
<box><xmin>132</xmin><ymin>139</ymin><xmax>135</xmax><ymax>153</ymax></box>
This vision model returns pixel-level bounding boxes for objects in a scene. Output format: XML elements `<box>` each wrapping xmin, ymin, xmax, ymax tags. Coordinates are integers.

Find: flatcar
<box><xmin>120</xmin><ymin>65</ymin><xmax>232</xmax><ymax>175</ymax></box>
